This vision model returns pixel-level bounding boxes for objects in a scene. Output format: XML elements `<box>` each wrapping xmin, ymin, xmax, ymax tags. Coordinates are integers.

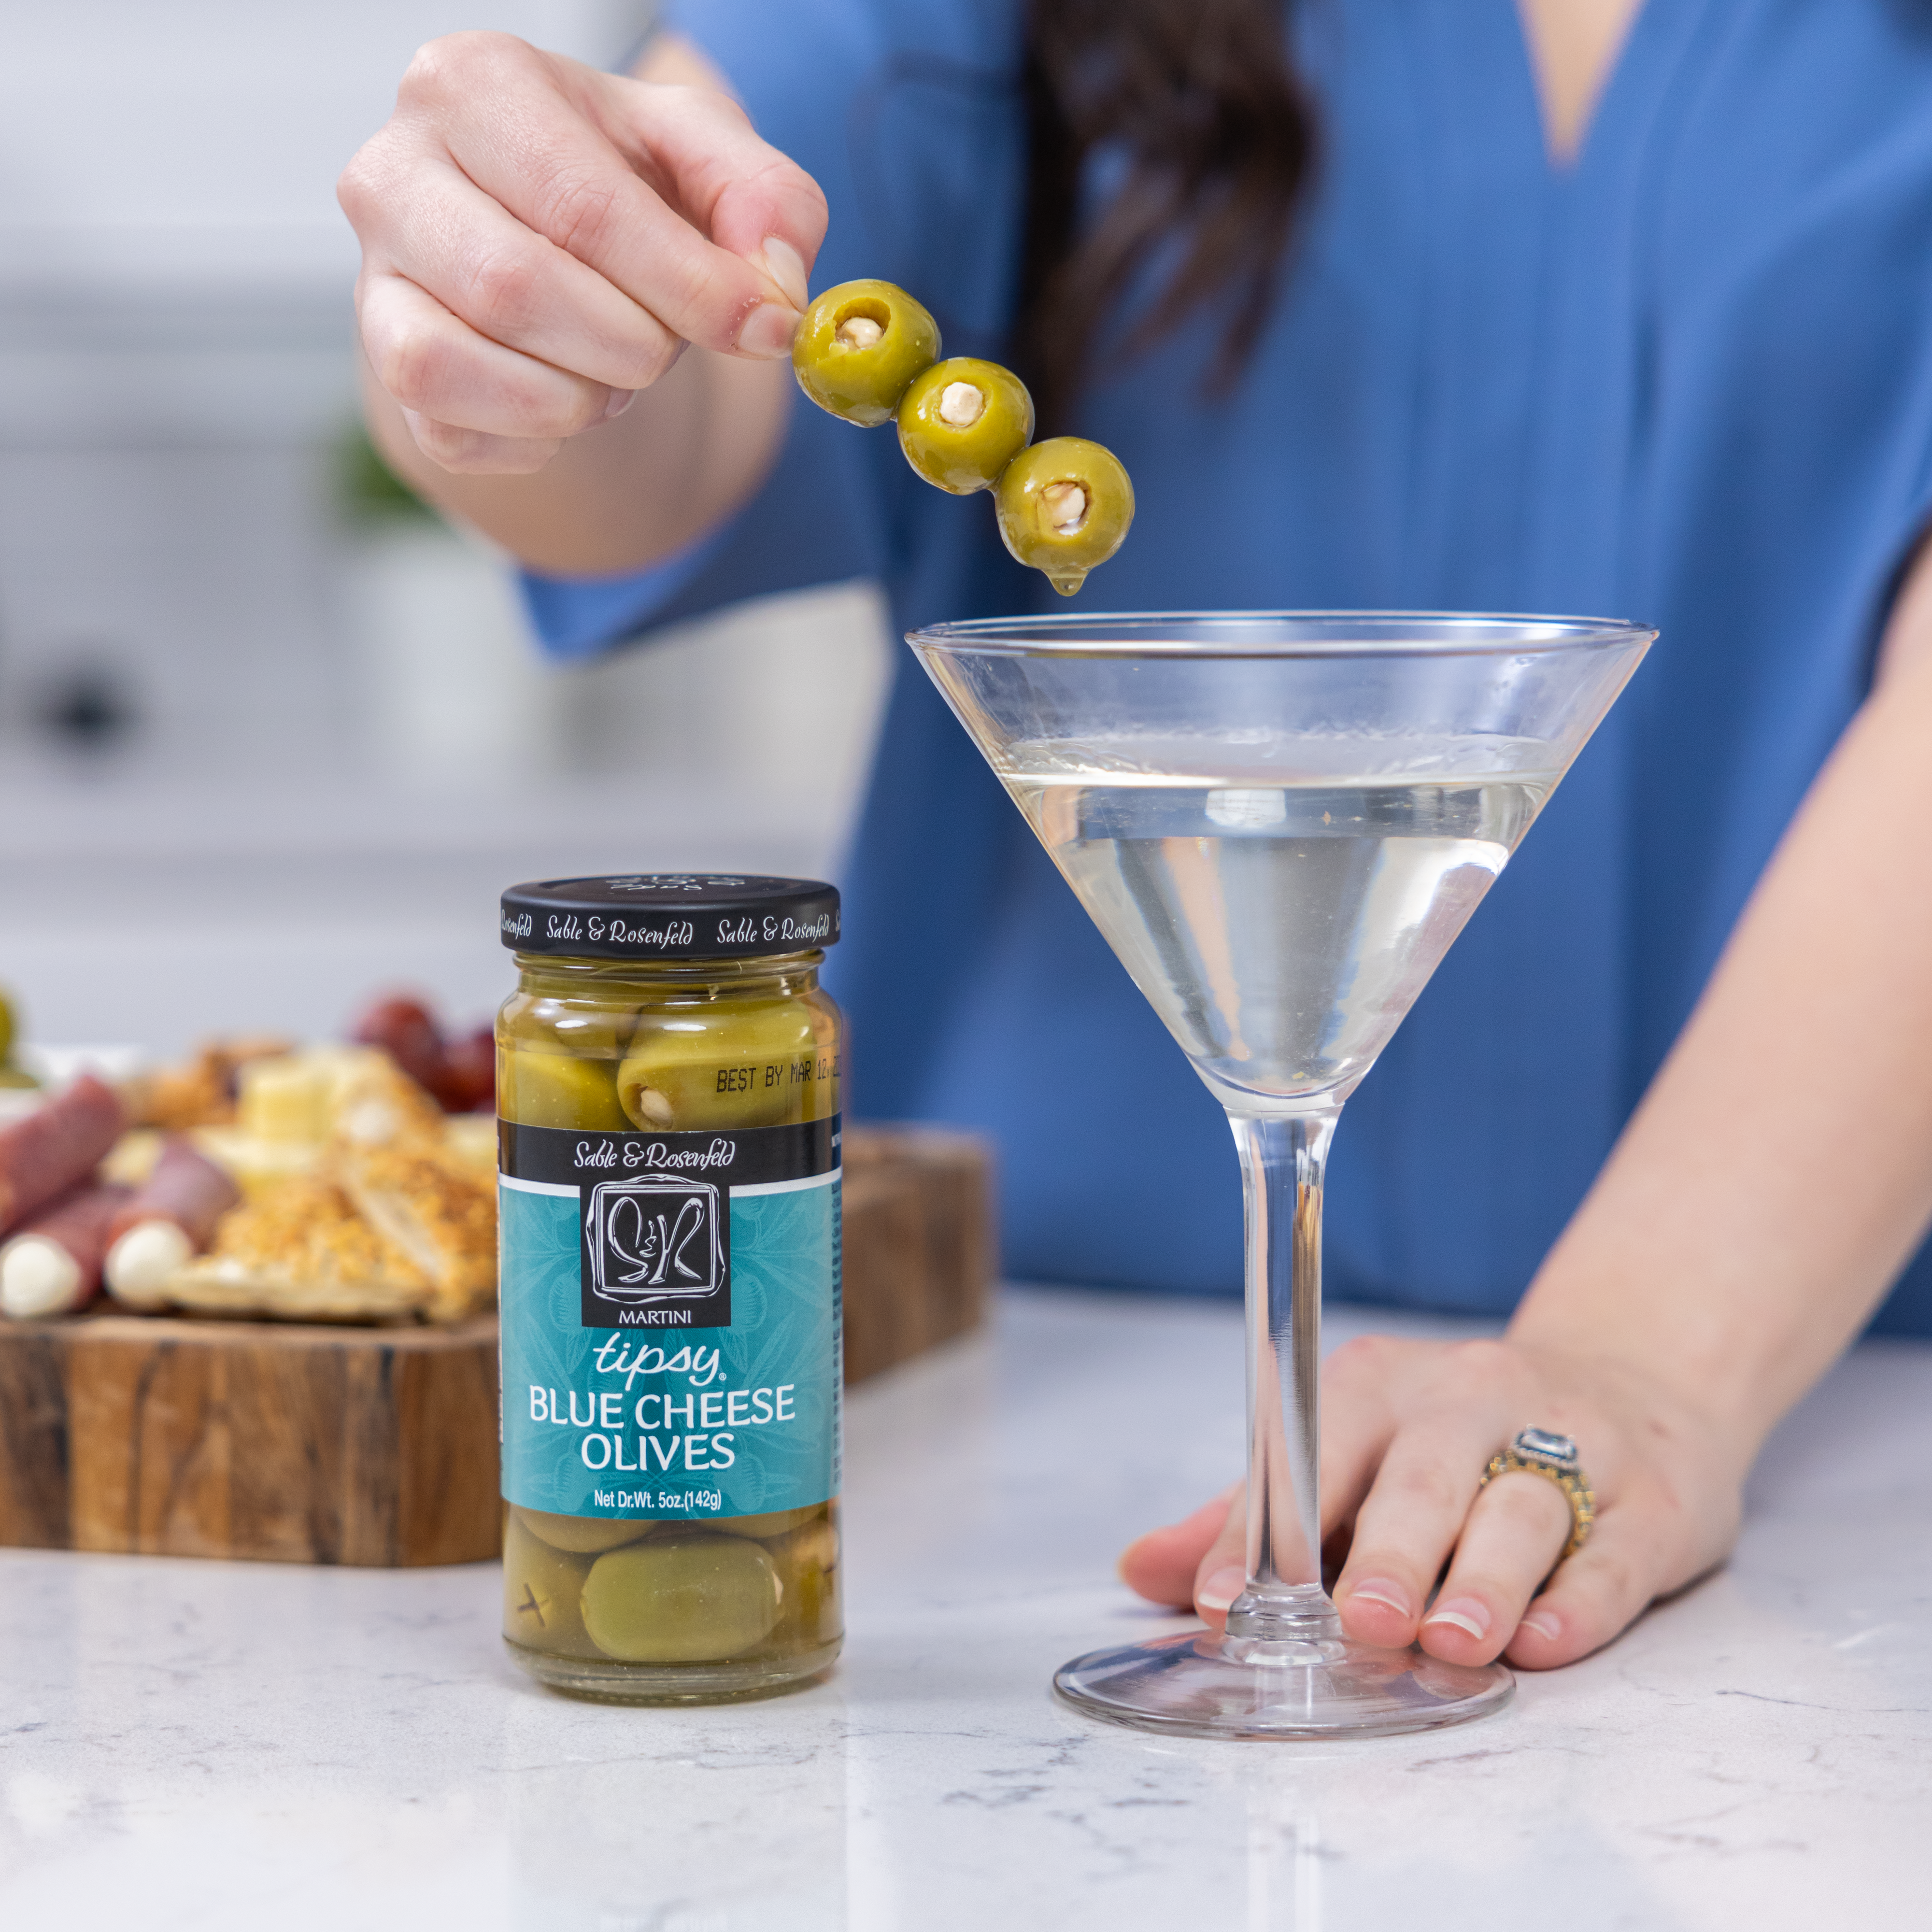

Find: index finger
<box><xmin>601</xmin><ymin>62</ymin><xmax>827</xmax><ymax>303</ymax></box>
<box><xmin>423</xmin><ymin>36</ymin><xmax>822</xmax><ymax>356</ymax></box>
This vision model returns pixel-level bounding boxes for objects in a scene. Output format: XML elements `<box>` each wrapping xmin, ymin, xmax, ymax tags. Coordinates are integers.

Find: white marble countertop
<box><xmin>3</xmin><ymin>1287</ymin><xmax>1929</xmax><ymax>1929</ymax></box>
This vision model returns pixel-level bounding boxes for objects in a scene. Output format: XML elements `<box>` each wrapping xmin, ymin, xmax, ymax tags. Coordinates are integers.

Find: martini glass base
<box><xmin>1053</xmin><ymin>1628</ymin><xmax>1514</xmax><ymax>1741</ymax></box>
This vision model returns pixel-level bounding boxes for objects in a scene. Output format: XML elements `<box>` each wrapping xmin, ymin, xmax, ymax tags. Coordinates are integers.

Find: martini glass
<box><xmin>908</xmin><ymin>611</ymin><xmax>1654</xmax><ymax>1740</ymax></box>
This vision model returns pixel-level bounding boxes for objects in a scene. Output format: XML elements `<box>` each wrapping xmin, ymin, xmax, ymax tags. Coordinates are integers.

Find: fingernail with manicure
<box><xmin>1196</xmin><ymin>1565</ymin><xmax>1247</xmax><ymax>1612</ymax></box>
<box><xmin>738</xmin><ymin>301</ymin><xmax>798</xmax><ymax>359</ymax></box>
<box><xmin>603</xmin><ymin>389</ymin><xmax>637</xmax><ymax>422</ymax></box>
<box><xmin>760</xmin><ymin>237</ymin><xmax>809</xmax><ymax>309</ymax></box>
<box><xmin>1345</xmin><ymin>1578</ymin><xmax>1411</xmax><ymax>1618</ymax></box>
<box><xmin>1518</xmin><ymin>1611</ymin><xmax>1560</xmax><ymax>1642</ymax></box>
<box><xmin>1422</xmin><ymin>1599</ymin><xmax>1490</xmax><ymax>1641</ymax></box>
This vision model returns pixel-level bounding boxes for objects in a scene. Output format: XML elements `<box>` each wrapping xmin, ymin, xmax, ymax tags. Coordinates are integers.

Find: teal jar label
<box><xmin>498</xmin><ymin>1117</ymin><xmax>841</xmax><ymax>1523</ymax></box>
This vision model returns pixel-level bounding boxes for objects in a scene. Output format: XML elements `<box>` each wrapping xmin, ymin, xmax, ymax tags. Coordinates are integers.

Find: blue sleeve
<box><xmin>521</xmin><ymin>0</ymin><xmax>1025</xmax><ymax>661</ymax></box>
<box><xmin>520</xmin><ymin>527</ymin><xmax>729</xmax><ymax>661</ymax></box>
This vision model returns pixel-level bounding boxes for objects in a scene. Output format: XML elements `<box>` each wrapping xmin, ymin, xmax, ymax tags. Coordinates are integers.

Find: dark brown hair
<box><xmin>1016</xmin><ymin>0</ymin><xmax>1316</xmax><ymax>431</ymax></box>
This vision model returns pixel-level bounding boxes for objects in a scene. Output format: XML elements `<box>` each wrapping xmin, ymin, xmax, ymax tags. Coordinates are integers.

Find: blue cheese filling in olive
<box><xmin>938</xmin><ymin>382</ymin><xmax>984</xmax><ymax>426</ymax></box>
<box><xmin>1043</xmin><ymin>481</ymin><xmax>1089</xmax><ymax>534</ymax></box>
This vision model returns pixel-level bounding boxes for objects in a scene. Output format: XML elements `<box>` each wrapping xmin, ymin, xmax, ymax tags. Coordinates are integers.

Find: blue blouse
<box><xmin>525</xmin><ymin>0</ymin><xmax>1932</xmax><ymax>1334</ymax></box>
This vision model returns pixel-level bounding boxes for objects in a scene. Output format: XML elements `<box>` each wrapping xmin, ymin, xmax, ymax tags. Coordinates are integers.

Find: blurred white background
<box><xmin>0</xmin><ymin>0</ymin><xmax>892</xmax><ymax>1055</ymax></box>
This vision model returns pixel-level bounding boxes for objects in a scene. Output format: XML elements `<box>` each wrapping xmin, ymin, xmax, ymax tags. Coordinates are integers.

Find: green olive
<box><xmin>502</xmin><ymin>998</ymin><xmax>638</xmax><ymax>1060</ymax></box>
<box><xmin>581</xmin><ymin>1534</ymin><xmax>783</xmax><ymax>1662</ymax></box>
<box><xmin>515</xmin><ymin>1503</ymin><xmax>657</xmax><ymax>1554</ymax></box>
<box><xmin>896</xmin><ymin>357</ymin><xmax>1033</xmax><ymax>495</ymax></box>
<box><xmin>0</xmin><ymin>988</ymin><xmax>14</xmax><ymax>1065</ymax></box>
<box><xmin>616</xmin><ymin>999</ymin><xmax>828</xmax><ymax>1132</ymax></box>
<box><xmin>793</xmin><ymin>280</ymin><xmax>940</xmax><ymax>426</ymax></box>
<box><xmin>766</xmin><ymin>1514</ymin><xmax>841</xmax><ymax>1650</ymax></box>
<box><xmin>994</xmin><ymin>437</ymin><xmax>1136</xmax><ymax>596</ymax></box>
<box><xmin>502</xmin><ymin>1515</ymin><xmax>597</xmax><ymax>1656</ymax></box>
<box><xmin>498</xmin><ymin>1043</ymin><xmax>629</xmax><ymax>1131</ymax></box>
<box><xmin>711</xmin><ymin>1504</ymin><xmax>819</xmax><ymax>1541</ymax></box>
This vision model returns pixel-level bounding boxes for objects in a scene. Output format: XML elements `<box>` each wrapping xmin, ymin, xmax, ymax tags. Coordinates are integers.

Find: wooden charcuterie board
<box><xmin>0</xmin><ymin>1124</ymin><xmax>992</xmax><ymax>1566</ymax></box>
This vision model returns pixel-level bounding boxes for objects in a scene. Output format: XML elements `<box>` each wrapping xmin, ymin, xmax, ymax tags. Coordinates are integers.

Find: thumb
<box><xmin>1190</xmin><ymin>1486</ymin><xmax>1249</xmax><ymax>1627</ymax></box>
<box><xmin>1119</xmin><ymin>1483</ymin><xmax>1243</xmax><ymax>1619</ymax></box>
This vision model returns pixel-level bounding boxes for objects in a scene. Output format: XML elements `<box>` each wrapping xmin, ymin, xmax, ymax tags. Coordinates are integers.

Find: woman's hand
<box><xmin>1119</xmin><ymin>1332</ymin><xmax>1749</xmax><ymax>1669</ymax></box>
<box><xmin>338</xmin><ymin>30</ymin><xmax>826</xmax><ymax>478</ymax></box>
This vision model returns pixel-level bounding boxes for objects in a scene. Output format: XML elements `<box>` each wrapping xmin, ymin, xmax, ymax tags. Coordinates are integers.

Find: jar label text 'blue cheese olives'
<box><xmin>499</xmin><ymin>1116</ymin><xmax>841</xmax><ymax>1523</ymax></box>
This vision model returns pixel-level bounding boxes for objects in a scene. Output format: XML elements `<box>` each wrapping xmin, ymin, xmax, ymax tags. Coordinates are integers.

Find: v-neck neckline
<box><xmin>1388</xmin><ymin>0</ymin><xmax>1718</xmax><ymax>609</ymax></box>
<box><xmin>1486</xmin><ymin>0</ymin><xmax>1698</xmax><ymax>194</ymax></box>
<box><xmin>1513</xmin><ymin>0</ymin><xmax>1652</xmax><ymax>173</ymax></box>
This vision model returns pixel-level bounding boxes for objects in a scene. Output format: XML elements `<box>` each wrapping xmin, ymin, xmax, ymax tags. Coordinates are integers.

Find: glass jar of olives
<box><xmin>496</xmin><ymin>874</ymin><xmax>844</xmax><ymax>1703</ymax></box>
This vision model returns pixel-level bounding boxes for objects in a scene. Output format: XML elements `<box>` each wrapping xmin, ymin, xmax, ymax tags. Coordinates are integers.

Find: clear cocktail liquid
<box><xmin>1007</xmin><ymin>735</ymin><xmax>1558</xmax><ymax>1109</ymax></box>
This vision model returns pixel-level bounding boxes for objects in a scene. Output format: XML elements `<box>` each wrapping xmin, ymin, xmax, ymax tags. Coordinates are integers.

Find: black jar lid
<box><xmin>501</xmin><ymin>873</ymin><xmax>839</xmax><ymax>962</ymax></box>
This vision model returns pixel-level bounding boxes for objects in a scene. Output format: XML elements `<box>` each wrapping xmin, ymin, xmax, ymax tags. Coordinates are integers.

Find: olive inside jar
<box><xmin>496</xmin><ymin>874</ymin><xmax>843</xmax><ymax>1703</ymax></box>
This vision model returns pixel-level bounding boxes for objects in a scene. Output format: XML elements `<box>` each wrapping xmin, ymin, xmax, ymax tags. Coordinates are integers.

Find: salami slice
<box><xmin>0</xmin><ymin>1181</ymin><xmax>131</xmax><ymax>1320</ymax></box>
<box><xmin>0</xmin><ymin>1075</ymin><xmax>126</xmax><ymax>1236</ymax></box>
<box><xmin>105</xmin><ymin>1137</ymin><xmax>242</xmax><ymax>1310</ymax></box>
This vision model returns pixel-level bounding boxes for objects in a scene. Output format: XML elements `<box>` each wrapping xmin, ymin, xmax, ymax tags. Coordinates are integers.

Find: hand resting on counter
<box><xmin>1120</xmin><ymin>1333</ymin><xmax>1742</xmax><ymax>1672</ymax></box>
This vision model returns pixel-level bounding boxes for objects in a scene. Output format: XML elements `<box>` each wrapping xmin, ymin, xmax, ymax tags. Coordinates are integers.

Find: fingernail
<box><xmin>602</xmin><ymin>388</ymin><xmax>637</xmax><ymax>422</ymax></box>
<box><xmin>1422</xmin><ymin>1599</ymin><xmax>1490</xmax><ymax>1641</ymax></box>
<box><xmin>759</xmin><ymin>237</ymin><xmax>809</xmax><ymax>309</ymax></box>
<box><xmin>1344</xmin><ymin>1578</ymin><xmax>1411</xmax><ymax>1618</ymax></box>
<box><xmin>1518</xmin><ymin>1611</ymin><xmax>1560</xmax><ymax>1642</ymax></box>
<box><xmin>737</xmin><ymin>301</ymin><xmax>798</xmax><ymax>359</ymax></box>
<box><xmin>1196</xmin><ymin>1564</ymin><xmax>1247</xmax><ymax>1613</ymax></box>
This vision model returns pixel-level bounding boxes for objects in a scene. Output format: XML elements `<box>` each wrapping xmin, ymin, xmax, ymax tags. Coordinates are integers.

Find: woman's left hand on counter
<box><xmin>1117</xmin><ymin>1331</ymin><xmax>1747</xmax><ymax>1671</ymax></box>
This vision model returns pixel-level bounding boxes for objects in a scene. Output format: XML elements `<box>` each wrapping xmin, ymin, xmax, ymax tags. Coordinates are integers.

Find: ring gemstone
<box><xmin>1514</xmin><ymin>1428</ymin><xmax>1579</xmax><ymax>1470</ymax></box>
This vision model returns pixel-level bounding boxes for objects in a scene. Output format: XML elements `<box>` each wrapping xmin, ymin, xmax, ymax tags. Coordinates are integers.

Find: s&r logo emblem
<box><xmin>582</xmin><ymin>1176</ymin><xmax>726</xmax><ymax>1328</ymax></box>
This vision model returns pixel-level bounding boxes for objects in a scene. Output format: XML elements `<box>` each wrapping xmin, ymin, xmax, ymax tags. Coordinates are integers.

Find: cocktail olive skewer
<box><xmin>896</xmin><ymin>357</ymin><xmax>1035</xmax><ymax>494</ymax></box>
<box><xmin>796</xmin><ymin>275</ymin><xmax>1133</xmax><ymax>590</ymax></box>
<box><xmin>792</xmin><ymin>279</ymin><xmax>940</xmax><ymax>426</ymax></box>
<box><xmin>995</xmin><ymin>437</ymin><xmax>1136</xmax><ymax>596</ymax></box>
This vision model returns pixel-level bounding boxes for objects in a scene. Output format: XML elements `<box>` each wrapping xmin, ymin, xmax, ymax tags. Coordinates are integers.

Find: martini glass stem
<box><xmin>1223</xmin><ymin>1110</ymin><xmax>1343</xmax><ymax>1655</ymax></box>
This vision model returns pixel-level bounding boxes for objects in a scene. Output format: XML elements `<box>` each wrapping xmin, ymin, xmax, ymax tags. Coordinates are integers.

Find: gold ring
<box><xmin>1480</xmin><ymin>1427</ymin><xmax>1596</xmax><ymax>1561</ymax></box>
